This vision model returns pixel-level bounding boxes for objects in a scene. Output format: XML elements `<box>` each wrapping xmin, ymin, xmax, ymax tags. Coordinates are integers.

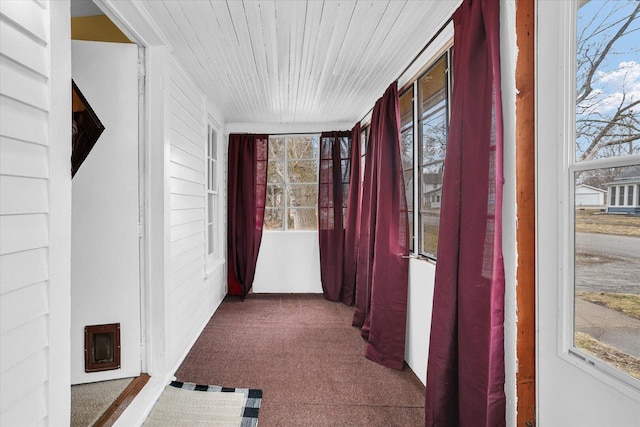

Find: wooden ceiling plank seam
<box><xmin>184</xmin><ymin>2</ymin><xmax>236</xmax><ymax>120</ymax></box>
<box><xmin>198</xmin><ymin>0</ymin><xmax>251</xmax><ymax>121</ymax></box>
<box><xmin>229</xmin><ymin>0</ymin><xmax>270</xmax><ymax>115</ymax></box>
<box><xmin>307</xmin><ymin>0</ymin><xmax>356</xmax><ymax>120</ymax></box>
<box><xmin>223</xmin><ymin>0</ymin><xmax>264</xmax><ymax>117</ymax></box>
<box><xmin>290</xmin><ymin>2</ymin><xmax>307</xmax><ymax>120</ymax></box>
<box><xmin>257</xmin><ymin>0</ymin><xmax>281</xmax><ymax>115</ymax></box>
<box><xmin>242</xmin><ymin>1</ymin><xmax>274</xmax><ymax>114</ymax></box>
<box><xmin>161</xmin><ymin>1</ymin><xmax>212</xmax><ymax>96</ymax></box>
<box><xmin>300</xmin><ymin>0</ymin><xmax>338</xmax><ymax>120</ymax></box>
<box><xmin>340</xmin><ymin>0</ymin><xmax>434</xmax><ymax>121</ymax></box>
<box><xmin>331</xmin><ymin>0</ymin><xmax>408</xmax><ymax>121</ymax></box>
<box><xmin>328</xmin><ymin>0</ymin><xmax>388</xmax><ymax>120</ymax></box>
<box><xmin>208</xmin><ymin>0</ymin><xmax>257</xmax><ymax>119</ymax></box>
<box><xmin>296</xmin><ymin>0</ymin><xmax>324</xmax><ymax>120</ymax></box>
<box><xmin>274</xmin><ymin>1</ymin><xmax>294</xmax><ymax>121</ymax></box>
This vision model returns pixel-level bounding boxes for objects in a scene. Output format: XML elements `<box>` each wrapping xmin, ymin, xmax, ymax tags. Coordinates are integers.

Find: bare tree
<box><xmin>576</xmin><ymin>1</ymin><xmax>640</xmax><ymax>162</ymax></box>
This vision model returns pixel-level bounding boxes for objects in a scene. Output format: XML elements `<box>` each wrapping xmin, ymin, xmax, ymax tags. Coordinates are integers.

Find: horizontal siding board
<box><xmin>170</xmin><ymin>194</ymin><xmax>204</xmax><ymax>211</ymax></box>
<box><xmin>170</xmin><ymin>161</ymin><xmax>204</xmax><ymax>184</ymax></box>
<box><xmin>169</xmin><ymin>59</ymin><xmax>205</xmax><ymax>111</ymax></box>
<box><xmin>168</xmin><ymin>96</ymin><xmax>204</xmax><ymax>137</ymax></box>
<box><xmin>0</xmin><ymin>213</ymin><xmax>48</xmax><ymax>255</ymax></box>
<box><xmin>0</xmin><ymin>0</ymin><xmax>48</xmax><ymax>43</ymax></box>
<box><xmin>0</xmin><ymin>315</ymin><xmax>47</xmax><ymax>373</ymax></box>
<box><xmin>171</xmin><ymin>260</ymin><xmax>202</xmax><ymax>293</ymax></box>
<box><xmin>0</xmin><ymin>349</ymin><xmax>47</xmax><ymax>413</ymax></box>
<box><xmin>170</xmin><ymin>177</ymin><xmax>203</xmax><ymax>197</ymax></box>
<box><xmin>0</xmin><ymin>19</ymin><xmax>47</xmax><ymax>77</ymax></box>
<box><xmin>168</xmin><ymin>79</ymin><xmax>204</xmax><ymax>127</ymax></box>
<box><xmin>0</xmin><ymin>281</ymin><xmax>48</xmax><ymax>334</ymax></box>
<box><xmin>170</xmin><ymin>145</ymin><xmax>204</xmax><ymax>173</ymax></box>
<box><xmin>170</xmin><ymin>220</ymin><xmax>203</xmax><ymax>242</ymax></box>
<box><xmin>170</xmin><ymin>232</ymin><xmax>203</xmax><ymax>260</ymax></box>
<box><xmin>0</xmin><ymin>137</ymin><xmax>48</xmax><ymax>178</ymax></box>
<box><xmin>170</xmin><ymin>207</ymin><xmax>204</xmax><ymax>227</ymax></box>
<box><xmin>0</xmin><ymin>176</ymin><xmax>48</xmax><ymax>215</ymax></box>
<box><xmin>0</xmin><ymin>383</ymin><xmax>47</xmax><ymax>426</ymax></box>
<box><xmin>169</xmin><ymin>111</ymin><xmax>202</xmax><ymax>149</ymax></box>
<box><xmin>0</xmin><ymin>248</ymin><xmax>48</xmax><ymax>295</ymax></box>
<box><xmin>0</xmin><ymin>58</ymin><xmax>48</xmax><ymax>111</ymax></box>
<box><xmin>0</xmin><ymin>95</ymin><xmax>48</xmax><ymax>145</ymax></box>
<box><xmin>170</xmin><ymin>128</ymin><xmax>203</xmax><ymax>158</ymax></box>
<box><xmin>170</xmin><ymin>245</ymin><xmax>203</xmax><ymax>275</ymax></box>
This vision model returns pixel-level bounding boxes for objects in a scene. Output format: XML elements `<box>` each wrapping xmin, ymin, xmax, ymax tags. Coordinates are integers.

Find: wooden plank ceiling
<box><xmin>137</xmin><ymin>0</ymin><xmax>458</xmax><ymax>125</ymax></box>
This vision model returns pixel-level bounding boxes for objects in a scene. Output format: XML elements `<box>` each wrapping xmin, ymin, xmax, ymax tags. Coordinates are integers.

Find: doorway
<box><xmin>69</xmin><ymin>1</ymin><xmax>147</xmax><ymax>424</ymax></box>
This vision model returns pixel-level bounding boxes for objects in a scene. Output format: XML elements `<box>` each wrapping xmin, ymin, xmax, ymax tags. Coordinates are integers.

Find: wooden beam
<box><xmin>93</xmin><ymin>374</ymin><xmax>150</xmax><ymax>427</ymax></box>
<box><xmin>515</xmin><ymin>0</ymin><xmax>536</xmax><ymax>426</ymax></box>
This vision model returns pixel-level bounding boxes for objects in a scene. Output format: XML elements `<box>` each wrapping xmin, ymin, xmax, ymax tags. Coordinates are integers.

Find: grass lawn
<box><xmin>576</xmin><ymin>291</ymin><xmax>640</xmax><ymax>320</ymax></box>
<box><xmin>575</xmin><ymin>209</ymin><xmax>640</xmax><ymax>237</ymax></box>
<box><xmin>576</xmin><ymin>332</ymin><xmax>640</xmax><ymax>380</ymax></box>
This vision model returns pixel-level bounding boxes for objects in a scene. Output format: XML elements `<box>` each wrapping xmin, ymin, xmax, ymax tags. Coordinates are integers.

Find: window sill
<box><xmin>205</xmin><ymin>258</ymin><xmax>225</xmax><ymax>278</ymax></box>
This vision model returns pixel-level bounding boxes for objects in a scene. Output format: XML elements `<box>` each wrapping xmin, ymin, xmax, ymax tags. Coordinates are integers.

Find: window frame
<box><xmin>265</xmin><ymin>134</ymin><xmax>320</xmax><ymax>231</ymax></box>
<box><xmin>416</xmin><ymin>48</ymin><xmax>453</xmax><ymax>260</ymax></box>
<box><xmin>563</xmin><ymin>0</ymin><xmax>640</xmax><ymax>392</ymax></box>
<box><xmin>205</xmin><ymin>121</ymin><xmax>222</xmax><ymax>273</ymax></box>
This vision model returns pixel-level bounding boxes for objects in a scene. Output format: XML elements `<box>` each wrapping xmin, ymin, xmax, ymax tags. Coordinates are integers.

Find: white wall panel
<box><xmin>0</xmin><ymin>137</ymin><xmax>48</xmax><ymax>178</ymax></box>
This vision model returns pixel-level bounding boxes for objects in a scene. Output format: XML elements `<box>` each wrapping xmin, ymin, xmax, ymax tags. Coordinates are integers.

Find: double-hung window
<box><xmin>205</xmin><ymin>123</ymin><xmax>219</xmax><ymax>264</ymax></box>
<box><xmin>417</xmin><ymin>50</ymin><xmax>452</xmax><ymax>259</ymax></box>
<box><xmin>570</xmin><ymin>0</ymin><xmax>640</xmax><ymax>386</ymax></box>
<box><xmin>265</xmin><ymin>135</ymin><xmax>320</xmax><ymax>230</ymax></box>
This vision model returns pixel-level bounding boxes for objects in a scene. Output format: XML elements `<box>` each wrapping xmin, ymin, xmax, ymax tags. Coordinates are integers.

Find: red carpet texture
<box><xmin>174</xmin><ymin>294</ymin><xmax>425</xmax><ymax>426</ymax></box>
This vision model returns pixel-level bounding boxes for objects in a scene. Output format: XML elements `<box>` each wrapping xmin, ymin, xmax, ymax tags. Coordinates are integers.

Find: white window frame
<box><xmin>265</xmin><ymin>134</ymin><xmax>320</xmax><ymax>231</ymax></box>
<box><xmin>541</xmin><ymin>0</ymin><xmax>640</xmax><ymax>395</ymax></box>
<box><xmin>205</xmin><ymin>121</ymin><xmax>222</xmax><ymax>273</ymax></box>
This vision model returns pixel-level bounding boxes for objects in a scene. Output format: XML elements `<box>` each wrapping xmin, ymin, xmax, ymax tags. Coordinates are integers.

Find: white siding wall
<box><xmin>167</xmin><ymin>58</ymin><xmax>225</xmax><ymax>368</ymax></box>
<box><xmin>0</xmin><ymin>1</ymin><xmax>59</xmax><ymax>424</ymax></box>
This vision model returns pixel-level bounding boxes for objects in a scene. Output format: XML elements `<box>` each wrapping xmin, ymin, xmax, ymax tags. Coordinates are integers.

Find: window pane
<box><xmin>288</xmin><ymin>160</ymin><xmax>318</xmax><ymax>183</ymax></box>
<box><xmin>575</xmin><ymin>1</ymin><xmax>640</xmax><ymax>161</ymax></box>
<box><xmin>611</xmin><ymin>186</ymin><xmax>617</xmax><ymax>206</ymax></box>
<box><xmin>288</xmin><ymin>135</ymin><xmax>318</xmax><ymax>160</ymax></box>
<box><xmin>619</xmin><ymin>186</ymin><xmax>625</xmax><ymax>206</ymax></box>
<box><xmin>287</xmin><ymin>184</ymin><xmax>317</xmax><ymax>207</ymax></box>
<box><xmin>419</xmin><ymin>53</ymin><xmax>449</xmax><ymax>258</ymax></box>
<box><xmin>574</xmin><ymin>164</ymin><xmax>640</xmax><ymax>381</ymax></box>
<box><xmin>629</xmin><ymin>186</ymin><xmax>635</xmax><ymax>206</ymax></box>
<box><xmin>264</xmin><ymin>207</ymin><xmax>284</xmax><ymax>230</ymax></box>
<box><xmin>269</xmin><ymin>137</ymin><xmax>285</xmax><ymax>159</ymax></box>
<box><xmin>266</xmin><ymin>183</ymin><xmax>284</xmax><ymax>209</ymax></box>
<box><xmin>268</xmin><ymin>160</ymin><xmax>284</xmax><ymax>184</ymax></box>
<box><xmin>404</xmin><ymin>170</ymin><xmax>414</xmax><ymax>212</ymax></box>
<box><xmin>288</xmin><ymin>208</ymin><xmax>317</xmax><ymax>230</ymax></box>
<box><xmin>208</xmin><ymin>194</ymin><xmax>214</xmax><ymax>223</ymax></box>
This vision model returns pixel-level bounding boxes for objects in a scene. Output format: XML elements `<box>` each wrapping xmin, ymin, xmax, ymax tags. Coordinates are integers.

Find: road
<box><xmin>575</xmin><ymin>232</ymin><xmax>640</xmax><ymax>294</ymax></box>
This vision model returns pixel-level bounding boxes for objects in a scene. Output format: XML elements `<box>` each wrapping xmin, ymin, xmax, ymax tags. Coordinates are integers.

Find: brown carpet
<box><xmin>175</xmin><ymin>294</ymin><xmax>425</xmax><ymax>426</ymax></box>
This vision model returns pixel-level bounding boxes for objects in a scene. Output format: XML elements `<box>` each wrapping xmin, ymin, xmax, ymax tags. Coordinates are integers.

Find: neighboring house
<box><xmin>575</xmin><ymin>184</ymin><xmax>607</xmax><ymax>209</ymax></box>
<box><xmin>606</xmin><ymin>177</ymin><xmax>640</xmax><ymax>216</ymax></box>
<box><xmin>1</xmin><ymin>1</ymin><xmax>639</xmax><ymax>427</ymax></box>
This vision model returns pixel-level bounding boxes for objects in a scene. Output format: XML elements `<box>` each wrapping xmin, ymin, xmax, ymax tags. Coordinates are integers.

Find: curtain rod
<box><xmin>358</xmin><ymin>15</ymin><xmax>454</xmax><ymax>124</ymax></box>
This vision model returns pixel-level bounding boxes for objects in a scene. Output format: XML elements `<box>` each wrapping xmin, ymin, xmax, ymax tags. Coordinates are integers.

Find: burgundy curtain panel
<box><xmin>424</xmin><ymin>0</ymin><xmax>506</xmax><ymax>426</ymax></box>
<box><xmin>353</xmin><ymin>82</ymin><xmax>410</xmax><ymax>370</ymax></box>
<box><xmin>317</xmin><ymin>124</ymin><xmax>362</xmax><ymax>305</ymax></box>
<box><xmin>227</xmin><ymin>134</ymin><xmax>269</xmax><ymax>298</ymax></box>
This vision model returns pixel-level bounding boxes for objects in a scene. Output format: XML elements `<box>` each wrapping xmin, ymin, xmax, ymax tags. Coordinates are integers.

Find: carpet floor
<box><xmin>71</xmin><ymin>377</ymin><xmax>134</xmax><ymax>427</ymax></box>
<box><xmin>175</xmin><ymin>294</ymin><xmax>425</xmax><ymax>426</ymax></box>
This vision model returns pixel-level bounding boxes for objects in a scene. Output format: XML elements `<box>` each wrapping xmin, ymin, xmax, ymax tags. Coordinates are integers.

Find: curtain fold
<box><xmin>227</xmin><ymin>134</ymin><xmax>269</xmax><ymax>298</ymax></box>
<box><xmin>353</xmin><ymin>82</ymin><xmax>410</xmax><ymax>370</ymax></box>
<box><xmin>317</xmin><ymin>124</ymin><xmax>362</xmax><ymax>304</ymax></box>
<box><xmin>424</xmin><ymin>0</ymin><xmax>505</xmax><ymax>425</ymax></box>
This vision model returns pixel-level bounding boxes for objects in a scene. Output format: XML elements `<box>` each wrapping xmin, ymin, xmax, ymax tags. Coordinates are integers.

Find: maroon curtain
<box><xmin>318</xmin><ymin>124</ymin><xmax>362</xmax><ymax>304</ymax></box>
<box><xmin>227</xmin><ymin>134</ymin><xmax>269</xmax><ymax>298</ymax></box>
<box><xmin>353</xmin><ymin>82</ymin><xmax>409</xmax><ymax>370</ymax></box>
<box><xmin>424</xmin><ymin>0</ymin><xmax>505</xmax><ymax>426</ymax></box>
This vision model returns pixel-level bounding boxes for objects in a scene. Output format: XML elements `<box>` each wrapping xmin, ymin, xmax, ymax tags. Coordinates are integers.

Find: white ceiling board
<box><xmin>136</xmin><ymin>0</ymin><xmax>461</xmax><ymax>127</ymax></box>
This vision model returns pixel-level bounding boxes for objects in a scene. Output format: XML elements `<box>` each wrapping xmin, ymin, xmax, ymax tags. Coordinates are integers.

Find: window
<box><xmin>417</xmin><ymin>51</ymin><xmax>451</xmax><ymax>259</ymax></box>
<box><xmin>265</xmin><ymin>135</ymin><xmax>320</xmax><ymax>230</ymax></box>
<box><xmin>400</xmin><ymin>87</ymin><xmax>415</xmax><ymax>251</ymax></box>
<box><xmin>206</xmin><ymin>124</ymin><xmax>218</xmax><ymax>262</ymax></box>
<box><xmin>572</xmin><ymin>0</ymin><xmax>640</xmax><ymax>386</ymax></box>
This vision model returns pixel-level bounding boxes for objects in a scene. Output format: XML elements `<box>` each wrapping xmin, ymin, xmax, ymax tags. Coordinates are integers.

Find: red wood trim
<box><xmin>93</xmin><ymin>373</ymin><xmax>150</xmax><ymax>427</ymax></box>
<box><xmin>515</xmin><ymin>0</ymin><xmax>536</xmax><ymax>426</ymax></box>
